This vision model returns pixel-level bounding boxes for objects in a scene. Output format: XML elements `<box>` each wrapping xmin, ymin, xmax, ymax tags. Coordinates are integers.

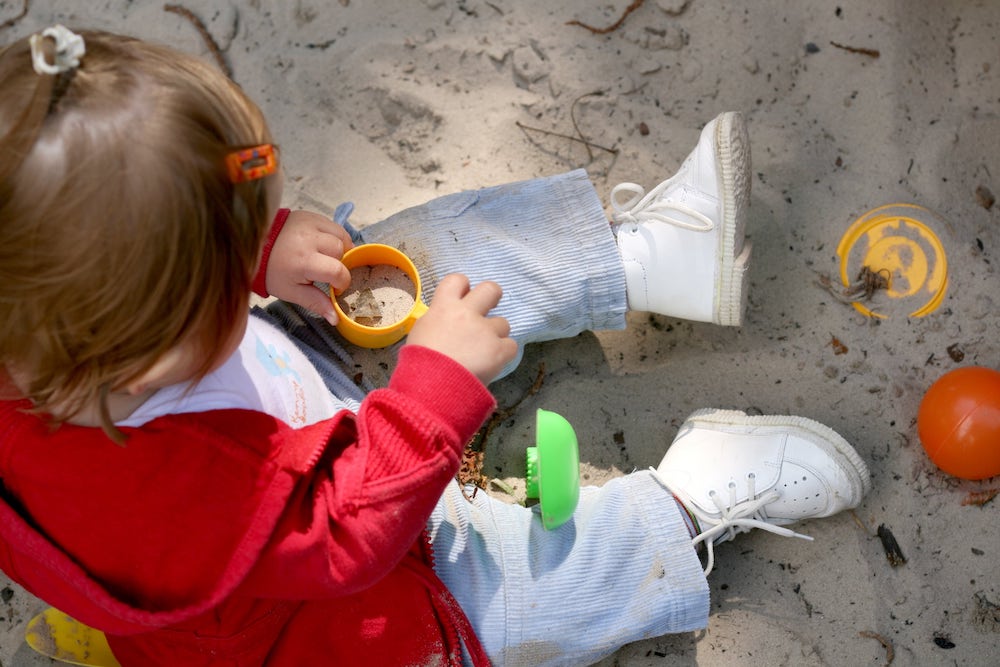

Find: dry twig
<box><xmin>472</xmin><ymin>363</ymin><xmax>547</xmax><ymax>451</ymax></box>
<box><xmin>567</xmin><ymin>0</ymin><xmax>644</xmax><ymax>35</ymax></box>
<box><xmin>859</xmin><ymin>630</ymin><xmax>895</xmax><ymax>664</ymax></box>
<box><xmin>830</xmin><ymin>41</ymin><xmax>880</xmax><ymax>58</ymax></box>
<box><xmin>570</xmin><ymin>91</ymin><xmax>607</xmax><ymax>161</ymax></box>
<box><xmin>164</xmin><ymin>4</ymin><xmax>232</xmax><ymax>78</ymax></box>
<box><xmin>515</xmin><ymin>121</ymin><xmax>618</xmax><ymax>158</ymax></box>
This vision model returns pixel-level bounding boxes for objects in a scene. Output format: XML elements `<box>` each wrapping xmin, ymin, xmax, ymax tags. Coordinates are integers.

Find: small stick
<box><xmin>489</xmin><ymin>478</ymin><xmax>517</xmax><ymax>496</ymax></box>
<box><xmin>830</xmin><ymin>41</ymin><xmax>880</xmax><ymax>58</ymax></box>
<box><xmin>474</xmin><ymin>363</ymin><xmax>547</xmax><ymax>448</ymax></box>
<box><xmin>849</xmin><ymin>509</ymin><xmax>869</xmax><ymax>532</ymax></box>
<box><xmin>0</xmin><ymin>0</ymin><xmax>30</xmax><ymax>31</ymax></box>
<box><xmin>859</xmin><ymin>631</ymin><xmax>895</xmax><ymax>664</ymax></box>
<box><xmin>467</xmin><ymin>365</ymin><xmax>546</xmax><ymax>452</ymax></box>
<box><xmin>570</xmin><ymin>91</ymin><xmax>606</xmax><ymax>161</ymax></box>
<box><xmin>567</xmin><ymin>0</ymin><xmax>644</xmax><ymax>35</ymax></box>
<box><xmin>515</xmin><ymin>121</ymin><xmax>619</xmax><ymax>157</ymax></box>
<box><xmin>164</xmin><ymin>4</ymin><xmax>232</xmax><ymax>78</ymax></box>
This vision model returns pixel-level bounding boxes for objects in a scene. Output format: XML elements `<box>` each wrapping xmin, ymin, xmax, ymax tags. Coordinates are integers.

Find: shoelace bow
<box><xmin>651</xmin><ymin>469</ymin><xmax>813</xmax><ymax>576</ymax></box>
<box><xmin>610</xmin><ymin>181</ymin><xmax>715</xmax><ymax>232</ymax></box>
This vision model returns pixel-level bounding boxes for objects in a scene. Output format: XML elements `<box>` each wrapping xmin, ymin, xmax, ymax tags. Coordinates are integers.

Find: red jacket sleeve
<box><xmin>238</xmin><ymin>344</ymin><xmax>496</xmax><ymax>598</ymax></box>
<box><xmin>252</xmin><ymin>208</ymin><xmax>291</xmax><ymax>297</ymax></box>
<box><xmin>0</xmin><ymin>345</ymin><xmax>495</xmax><ymax>615</ymax></box>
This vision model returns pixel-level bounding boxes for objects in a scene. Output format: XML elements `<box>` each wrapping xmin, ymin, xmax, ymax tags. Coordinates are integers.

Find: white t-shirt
<box><xmin>119</xmin><ymin>316</ymin><xmax>356</xmax><ymax>428</ymax></box>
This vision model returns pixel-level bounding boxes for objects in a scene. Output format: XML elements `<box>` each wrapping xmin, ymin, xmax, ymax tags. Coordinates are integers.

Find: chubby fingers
<box><xmin>430</xmin><ymin>273</ymin><xmax>472</xmax><ymax>302</ymax></box>
<box><xmin>465</xmin><ymin>279</ymin><xmax>504</xmax><ymax>314</ymax></box>
<box><xmin>306</xmin><ymin>252</ymin><xmax>353</xmax><ymax>294</ymax></box>
<box><xmin>432</xmin><ymin>274</ymin><xmax>504</xmax><ymax>313</ymax></box>
<box><xmin>301</xmin><ymin>218</ymin><xmax>354</xmax><ymax>289</ymax></box>
<box><xmin>263</xmin><ymin>210</ymin><xmax>363</xmax><ymax>324</ymax></box>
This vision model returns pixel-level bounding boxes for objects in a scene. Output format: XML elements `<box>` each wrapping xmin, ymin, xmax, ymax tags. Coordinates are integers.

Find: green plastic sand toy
<box><xmin>526</xmin><ymin>409</ymin><xmax>581</xmax><ymax>530</ymax></box>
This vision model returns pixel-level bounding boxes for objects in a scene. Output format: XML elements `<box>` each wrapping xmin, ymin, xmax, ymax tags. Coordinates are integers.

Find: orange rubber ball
<box><xmin>917</xmin><ymin>366</ymin><xmax>1000</xmax><ymax>480</ymax></box>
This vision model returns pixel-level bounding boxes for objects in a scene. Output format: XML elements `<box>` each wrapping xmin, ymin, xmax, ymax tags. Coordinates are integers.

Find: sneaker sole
<box><xmin>682</xmin><ymin>408</ymin><xmax>873</xmax><ymax>501</ymax></box>
<box><xmin>713</xmin><ymin>112</ymin><xmax>752</xmax><ymax>326</ymax></box>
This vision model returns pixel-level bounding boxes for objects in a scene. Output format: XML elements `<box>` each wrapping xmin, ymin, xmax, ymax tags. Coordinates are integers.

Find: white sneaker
<box><xmin>612</xmin><ymin>111</ymin><xmax>752</xmax><ymax>325</ymax></box>
<box><xmin>652</xmin><ymin>408</ymin><xmax>871</xmax><ymax>575</ymax></box>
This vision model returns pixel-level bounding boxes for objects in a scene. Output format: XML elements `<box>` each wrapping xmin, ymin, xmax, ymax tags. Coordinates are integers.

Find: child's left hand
<box><xmin>264</xmin><ymin>210</ymin><xmax>355</xmax><ymax>325</ymax></box>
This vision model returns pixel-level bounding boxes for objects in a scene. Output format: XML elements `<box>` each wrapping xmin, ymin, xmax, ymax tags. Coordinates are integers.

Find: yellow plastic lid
<box><xmin>836</xmin><ymin>203</ymin><xmax>949</xmax><ymax>319</ymax></box>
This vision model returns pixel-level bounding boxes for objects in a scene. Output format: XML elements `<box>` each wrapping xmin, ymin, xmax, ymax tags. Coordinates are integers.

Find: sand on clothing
<box><xmin>1</xmin><ymin>1</ymin><xmax>999</xmax><ymax>665</ymax></box>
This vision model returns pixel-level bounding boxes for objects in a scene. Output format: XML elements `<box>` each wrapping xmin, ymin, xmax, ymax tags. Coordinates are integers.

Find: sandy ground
<box><xmin>2</xmin><ymin>1</ymin><xmax>999</xmax><ymax>665</ymax></box>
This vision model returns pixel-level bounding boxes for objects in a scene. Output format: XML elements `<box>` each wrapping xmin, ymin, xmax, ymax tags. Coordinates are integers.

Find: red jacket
<box><xmin>0</xmin><ymin>344</ymin><xmax>495</xmax><ymax>665</ymax></box>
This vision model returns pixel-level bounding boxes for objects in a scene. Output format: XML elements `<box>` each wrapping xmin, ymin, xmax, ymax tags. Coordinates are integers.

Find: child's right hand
<box><xmin>405</xmin><ymin>274</ymin><xmax>517</xmax><ymax>385</ymax></box>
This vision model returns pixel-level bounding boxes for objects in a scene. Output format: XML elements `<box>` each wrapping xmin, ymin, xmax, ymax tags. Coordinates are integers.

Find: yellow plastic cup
<box><xmin>331</xmin><ymin>244</ymin><xmax>428</xmax><ymax>348</ymax></box>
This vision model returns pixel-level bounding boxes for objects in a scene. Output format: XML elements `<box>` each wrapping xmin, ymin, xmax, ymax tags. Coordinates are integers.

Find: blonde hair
<box><xmin>0</xmin><ymin>30</ymin><xmax>277</xmax><ymax>436</ymax></box>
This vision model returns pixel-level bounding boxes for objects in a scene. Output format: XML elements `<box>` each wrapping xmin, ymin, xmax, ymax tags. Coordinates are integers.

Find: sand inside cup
<box><xmin>337</xmin><ymin>264</ymin><xmax>417</xmax><ymax>327</ymax></box>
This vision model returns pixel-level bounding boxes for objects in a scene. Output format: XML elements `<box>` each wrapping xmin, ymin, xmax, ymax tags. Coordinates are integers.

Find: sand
<box><xmin>2</xmin><ymin>1</ymin><xmax>999</xmax><ymax>665</ymax></box>
<box><xmin>337</xmin><ymin>264</ymin><xmax>417</xmax><ymax>327</ymax></box>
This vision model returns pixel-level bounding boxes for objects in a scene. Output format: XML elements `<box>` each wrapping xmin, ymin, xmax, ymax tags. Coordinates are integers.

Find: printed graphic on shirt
<box><xmin>255</xmin><ymin>336</ymin><xmax>308</xmax><ymax>426</ymax></box>
<box><xmin>256</xmin><ymin>338</ymin><xmax>302</xmax><ymax>382</ymax></box>
<box><xmin>116</xmin><ymin>315</ymin><xmax>346</xmax><ymax>428</ymax></box>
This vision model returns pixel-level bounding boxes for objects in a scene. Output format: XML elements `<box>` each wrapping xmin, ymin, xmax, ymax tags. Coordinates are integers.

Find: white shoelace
<box><xmin>610</xmin><ymin>181</ymin><xmax>715</xmax><ymax>232</ymax></box>
<box><xmin>650</xmin><ymin>468</ymin><xmax>813</xmax><ymax>576</ymax></box>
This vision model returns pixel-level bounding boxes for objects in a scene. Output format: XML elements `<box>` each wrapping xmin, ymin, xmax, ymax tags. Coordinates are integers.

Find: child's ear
<box><xmin>123</xmin><ymin>347</ymin><xmax>190</xmax><ymax>395</ymax></box>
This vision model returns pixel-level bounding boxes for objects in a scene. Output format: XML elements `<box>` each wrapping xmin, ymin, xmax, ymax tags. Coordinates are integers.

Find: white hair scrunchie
<box><xmin>29</xmin><ymin>24</ymin><xmax>86</xmax><ymax>75</ymax></box>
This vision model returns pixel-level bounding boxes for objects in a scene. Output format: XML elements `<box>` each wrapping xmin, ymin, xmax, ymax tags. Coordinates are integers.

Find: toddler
<box><xmin>0</xmin><ymin>27</ymin><xmax>871</xmax><ymax>666</ymax></box>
